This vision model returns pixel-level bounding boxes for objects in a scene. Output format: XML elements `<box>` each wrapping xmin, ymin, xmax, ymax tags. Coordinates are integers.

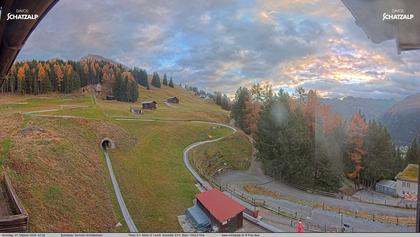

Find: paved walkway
<box><xmin>215</xmin><ymin>170</ymin><xmax>415</xmax><ymax>232</ymax></box>
<box><xmin>182</xmin><ymin>121</ymin><xmax>285</xmax><ymax>233</ymax></box>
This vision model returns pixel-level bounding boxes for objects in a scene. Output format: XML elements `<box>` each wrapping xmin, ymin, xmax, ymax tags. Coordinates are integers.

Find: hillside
<box><xmin>321</xmin><ymin>97</ymin><xmax>395</xmax><ymax>121</ymax></box>
<box><xmin>381</xmin><ymin>93</ymin><xmax>420</xmax><ymax>145</ymax></box>
<box><xmin>80</xmin><ymin>54</ymin><xmax>125</xmax><ymax>67</ymax></box>
<box><xmin>0</xmin><ymin>112</ymin><xmax>135</xmax><ymax>232</ymax></box>
<box><xmin>0</xmin><ymin>84</ymin><xmax>237</xmax><ymax>231</ymax></box>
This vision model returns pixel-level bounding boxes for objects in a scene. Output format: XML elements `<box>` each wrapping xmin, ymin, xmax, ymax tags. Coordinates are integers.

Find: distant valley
<box><xmin>321</xmin><ymin>94</ymin><xmax>420</xmax><ymax>145</ymax></box>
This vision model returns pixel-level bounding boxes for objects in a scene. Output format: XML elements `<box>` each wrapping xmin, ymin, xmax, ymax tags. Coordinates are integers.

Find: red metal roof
<box><xmin>196</xmin><ymin>188</ymin><xmax>245</xmax><ymax>223</ymax></box>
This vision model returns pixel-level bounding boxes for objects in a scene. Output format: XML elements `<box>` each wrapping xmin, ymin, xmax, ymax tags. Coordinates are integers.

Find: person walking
<box><xmin>296</xmin><ymin>219</ymin><xmax>305</xmax><ymax>233</ymax></box>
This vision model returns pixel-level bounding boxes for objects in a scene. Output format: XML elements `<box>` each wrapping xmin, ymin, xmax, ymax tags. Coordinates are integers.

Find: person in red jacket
<box><xmin>296</xmin><ymin>219</ymin><xmax>305</xmax><ymax>233</ymax></box>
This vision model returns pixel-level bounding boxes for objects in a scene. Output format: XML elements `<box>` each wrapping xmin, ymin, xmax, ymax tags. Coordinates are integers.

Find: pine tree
<box><xmin>162</xmin><ymin>73</ymin><xmax>168</xmax><ymax>86</ymax></box>
<box><xmin>113</xmin><ymin>72</ymin><xmax>122</xmax><ymax>99</ymax></box>
<box><xmin>230</xmin><ymin>87</ymin><xmax>251</xmax><ymax>133</ymax></box>
<box><xmin>406</xmin><ymin>138</ymin><xmax>419</xmax><ymax>165</ymax></box>
<box><xmin>169</xmin><ymin>77</ymin><xmax>174</xmax><ymax>88</ymax></box>
<box><xmin>127</xmin><ymin>80</ymin><xmax>139</xmax><ymax>102</ymax></box>
<box><xmin>221</xmin><ymin>94</ymin><xmax>231</xmax><ymax>110</ymax></box>
<box><xmin>151</xmin><ymin>72</ymin><xmax>161</xmax><ymax>88</ymax></box>
<box><xmin>120</xmin><ymin>78</ymin><xmax>128</xmax><ymax>101</ymax></box>
<box><xmin>72</xmin><ymin>72</ymin><xmax>81</xmax><ymax>91</ymax></box>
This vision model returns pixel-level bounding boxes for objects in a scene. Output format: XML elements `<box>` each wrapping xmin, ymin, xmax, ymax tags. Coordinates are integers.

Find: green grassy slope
<box><xmin>189</xmin><ymin>131</ymin><xmax>252</xmax><ymax>179</ymax></box>
<box><xmin>0</xmin><ymin>85</ymin><xmax>241</xmax><ymax>232</ymax></box>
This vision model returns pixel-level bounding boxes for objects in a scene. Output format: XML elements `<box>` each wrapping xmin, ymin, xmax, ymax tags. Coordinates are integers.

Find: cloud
<box><xmin>17</xmin><ymin>0</ymin><xmax>420</xmax><ymax>99</ymax></box>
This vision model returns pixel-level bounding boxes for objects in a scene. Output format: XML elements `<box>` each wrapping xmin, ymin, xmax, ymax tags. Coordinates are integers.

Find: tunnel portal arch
<box><xmin>101</xmin><ymin>138</ymin><xmax>115</xmax><ymax>150</ymax></box>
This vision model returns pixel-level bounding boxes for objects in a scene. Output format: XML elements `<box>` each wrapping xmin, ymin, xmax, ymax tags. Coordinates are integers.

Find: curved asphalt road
<box><xmin>104</xmin><ymin>150</ymin><xmax>139</xmax><ymax>232</ymax></box>
<box><xmin>183</xmin><ymin>121</ymin><xmax>284</xmax><ymax>233</ymax></box>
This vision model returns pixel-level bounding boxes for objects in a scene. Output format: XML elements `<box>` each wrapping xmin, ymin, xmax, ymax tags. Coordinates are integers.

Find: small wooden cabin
<box><xmin>166</xmin><ymin>96</ymin><xmax>179</xmax><ymax>104</ymax></box>
<box><xmin>142</xmin><ymin>101</ymin><xmax>157</xmax><ymax>110</ymax></box>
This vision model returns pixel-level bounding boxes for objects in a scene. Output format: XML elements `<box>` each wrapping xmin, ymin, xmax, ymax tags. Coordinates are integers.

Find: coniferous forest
<box><xmin>230</xmin><ymin>85</ymin><xmax>406</xmax><ymax>192</ymax></box>
<box><xmin>1</xmin><ymin>59</ymin><xmax>162</xmax><ymax>103</ymax></box>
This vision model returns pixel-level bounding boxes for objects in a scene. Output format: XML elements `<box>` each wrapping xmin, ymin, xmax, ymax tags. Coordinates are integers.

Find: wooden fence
<box><xmin>219</xmin><ymin>183</ymin><xmax>342</xmax><ymax>232</ymax></box>
<box><xmin>0</xmin><ymin>174</ymin><xmax>29</xmax><ymax>232</ymax></box>
<box><xmin>219</xmin><ymin>182</ymin><xmax>415</xmax><ymax>228</ymax></box>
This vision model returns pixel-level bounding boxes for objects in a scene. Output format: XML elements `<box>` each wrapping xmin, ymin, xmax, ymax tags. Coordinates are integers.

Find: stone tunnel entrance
<box><xmin>101</xmin><ymin>138</ymin><xmax>115</xmax><ymax>151</ymax></box>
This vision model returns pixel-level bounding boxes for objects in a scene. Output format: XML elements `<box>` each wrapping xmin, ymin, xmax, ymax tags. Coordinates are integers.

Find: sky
<box><xmin>17</xmin><ymin>0</ymin><xmax>420</xmax><ymax>99</ymax></box>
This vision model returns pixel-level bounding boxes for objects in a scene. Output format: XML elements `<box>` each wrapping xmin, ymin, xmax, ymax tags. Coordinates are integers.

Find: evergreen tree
<box><xmin>151</xmin><ymin>72</ymin><xmax>161</xmax><ymax>88</ymax></box>
<box><xmin>127</xmin><ymin>80</ymin><xmax>139</xmax><ymax>102</ymax></box>
<box><xmin>72</xmin><ymin>72</ymin><xmax>81</xmax><ymax>91</ymax></box>
<box><xmin>120</xmin><ymin>78</ymin><xmax>128</xmax><ymax>101</ymax></box>
<box><xmin>162</xmin><ymin>73</ymin><xmax>168</xmax><ymax>86</ymax></box>
<box><xmin>113</xmin><ymin>72</ymin><xmax>122</xmax><ymax>99</ymax></box>
<box><xmin>221</xmin><ymin>94</ymin><xmax>231</xmax><ymax>110</ymax></box>
<box><xmin>169</xmin><ymin>77</ymin><xmax>174</xmax><ymax>88</ymax></box>
<box><xmin>360</xmin><ymin>121</ymin><xmax>399</xmax><ymax>187</ymax></box>
<box><xmin>230</xmin><ymin>87</ymin><xmax>251</xmax><ymax>133</ymax></box>
<box><xmin>406</xmin><ymin>138</ymin><xmax>419</xmax><ymax>165</ymax></box>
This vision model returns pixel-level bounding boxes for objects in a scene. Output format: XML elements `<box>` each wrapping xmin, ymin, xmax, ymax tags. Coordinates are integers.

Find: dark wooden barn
<box><xmin>142</xmin><ymin>101</ymin><xmax>157</xmax><ymax>110</ymax></box>
<box><xmin>196</xmin><ymin>189</ymin><xmax>245</xmax><ymax>232</ymax></box>
<box><xmin>166</xmin><ymin>96</ymin><xmax>179</xmax><ymax>104</ymax></box>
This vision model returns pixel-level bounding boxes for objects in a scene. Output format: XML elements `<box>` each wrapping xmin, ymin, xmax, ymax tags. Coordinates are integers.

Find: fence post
<box><xmin>322</xmin><ymin>202</ymin><xmax>324</xmax><ymax>210</ymax></box>
<box><xmin>278</xmin><ymin>206</ymin><xmax>281</xmax><ymax>214</ymax></box>
<box><xmin>324</xmin><ymin>224</ymin><xmax>327</xmax><ymax>232</ymax></box>
<box><xmin>372</xmin><ymin>214</ymin><xmax>375</xmax><ymax>222</ymax></box>
<box><xmin>295</xmin><ymin>212</ymin><xmax>297</xmax><ymax>218</ymax></box>
<box><xmin>396</xmin><ymin>217</ymin><xmax>398</xmax><ymax>226</ymax></box>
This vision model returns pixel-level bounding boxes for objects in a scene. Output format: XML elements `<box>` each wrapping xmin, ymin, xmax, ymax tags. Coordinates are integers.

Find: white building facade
<box><xmin>395</xmin><ymin>179</ymin><xmax>417</xmax><ymax>198</ymax></box>
<box><xmin>395</xmin><ymin>164</ymin><xmax>418</xmax><ymax>199</ymax></box>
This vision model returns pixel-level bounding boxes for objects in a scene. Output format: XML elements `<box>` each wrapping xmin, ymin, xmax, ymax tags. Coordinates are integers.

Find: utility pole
<box><xmin>416</xmin><ymin>159</ymin><xmax>420</xmax><ymax>232</ymax></box>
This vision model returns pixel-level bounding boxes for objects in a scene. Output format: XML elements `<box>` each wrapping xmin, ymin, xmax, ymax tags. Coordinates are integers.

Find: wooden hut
<box><xmin>142</xmin><ymin>101</ymin><xmax>157</xmax><ymax>110</ymax></box>
<box><xmin>166</xmin><ymin>96</ymin><xmax>179</xmax><ymax>104</ymax></box>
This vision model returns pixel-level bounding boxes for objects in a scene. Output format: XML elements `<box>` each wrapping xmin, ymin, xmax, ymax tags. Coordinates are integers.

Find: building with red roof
<box><xmin>195</xmin><ymin>188</ymin><xmax>245</xmax><ymax>232</ymax></box>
